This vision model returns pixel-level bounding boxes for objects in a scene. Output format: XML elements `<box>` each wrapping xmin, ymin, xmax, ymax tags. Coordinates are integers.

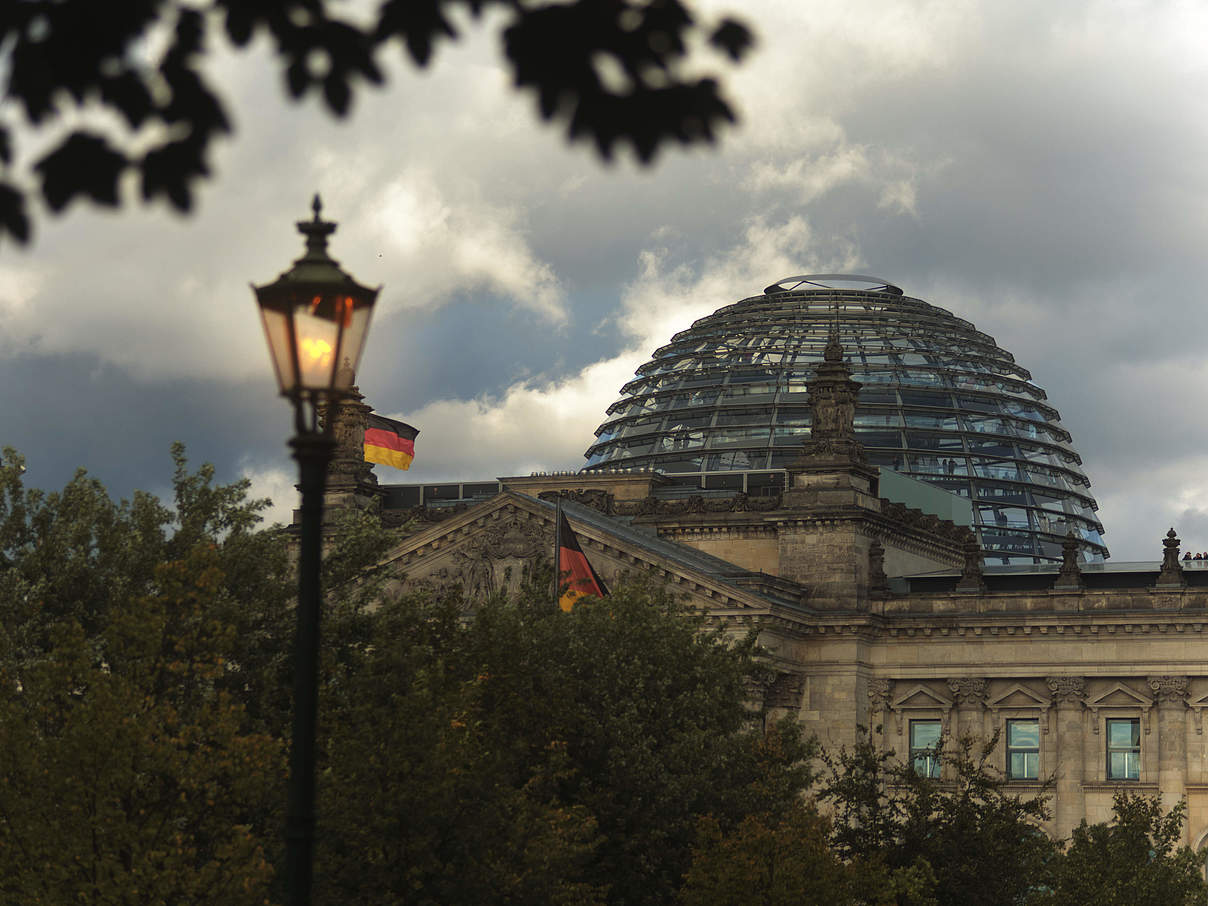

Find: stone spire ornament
<box><xmin>318</xmin><ymin>383</ymin><xmax>377</xmax><ymax>493</ymax></box>
<box><xmin>869</xmin><ymin>538</ymin><xmax>890</xmax><ymax>595</ymax></box>
<box><xmin>1155</xmin><ymin>527</ymin><xmax>1187</xmax><ymax>589</ymax></box>
<box><xmin>955</xmin><ymin>532</ymin><xmax>987</xmax><ymax>593</ymax></box>
<box><xmin>781</xmin><ymin>328</ymin><xmax>880</xmax><ymax>510</ymax></box>
<box><xmin>796</xmin><ymin>329</ymin><xmax>867</xmax><ymax>466</ymax></box>
<box><xmin>1053</xmin><ymin>530</ymin><xmax>1085</xmax><ymax>590</ymax></box>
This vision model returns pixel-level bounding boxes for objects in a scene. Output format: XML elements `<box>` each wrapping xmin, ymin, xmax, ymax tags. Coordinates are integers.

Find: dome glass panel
<box><xmin>583</xmin><ymin>276</ymin><xmax>1107</xmax><ymax>565</ymax></box>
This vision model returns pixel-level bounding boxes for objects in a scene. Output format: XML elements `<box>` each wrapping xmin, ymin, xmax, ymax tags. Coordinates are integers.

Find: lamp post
<box><xmin>253</xmin><ymin>196</ymin><xmax>379</xmax><ymax>906</ymax></box>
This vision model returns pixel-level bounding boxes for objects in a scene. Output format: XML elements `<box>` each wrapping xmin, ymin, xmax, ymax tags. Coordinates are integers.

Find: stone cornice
<box><xmin>718</xmin><ymin>607</ymin><xmax>1208</xmax><ymax>641</ymax></box>
<box><xmin>876</xmin><ymin>589</ymin><xmax>1208</xmax><ymax>616</ymax></box>
<box><xmin>629</xmin><ymin>495</ymin><xmax>966</xmax><ymax>561</ymax></box>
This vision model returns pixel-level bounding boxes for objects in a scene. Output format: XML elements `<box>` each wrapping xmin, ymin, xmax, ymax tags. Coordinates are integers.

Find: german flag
<box><xmin>556</xmin><ymin>511</ymin><xmax>608</xmax><ymax>612</ymax></box>
<box><xmin>364</xmin><ymin>414</ymin><xmax>418</xmax><ymax>471</ymax></box>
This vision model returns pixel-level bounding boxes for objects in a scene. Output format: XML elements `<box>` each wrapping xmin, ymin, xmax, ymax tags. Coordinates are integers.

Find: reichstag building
<box><xmin>317</xmin><ymin>275</ymin><xmax>1208</xmax><ymax>850</ymax></box>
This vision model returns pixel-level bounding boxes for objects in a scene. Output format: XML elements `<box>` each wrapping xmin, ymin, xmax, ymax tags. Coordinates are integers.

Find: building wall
<box><xmin>787</xmin><ymin>614</ymin><xmax>1208</xmax><ymax>844</ymax></box>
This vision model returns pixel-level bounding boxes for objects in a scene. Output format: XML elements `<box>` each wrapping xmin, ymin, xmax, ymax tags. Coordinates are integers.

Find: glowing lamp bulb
<box><xmin>300</xmin><ymin>337</ymin><xmax>333</xmax><ymax>366</ymax></box>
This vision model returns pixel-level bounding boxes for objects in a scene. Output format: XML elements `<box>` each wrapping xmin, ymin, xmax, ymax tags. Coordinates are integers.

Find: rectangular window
<box><xmin>1006</xmin><ymin>719</ymin><xmax>1040</xmax><ymax>780</ymax></box>
<box><xmin>1107</xmin><ymin>718</ymin><xmax>1140</xmax><ymax>780</ymax></box>
<box><xmin>910</xmin><ymin>720</ymin><xmax>942</xmax><ymax>778</ymax></box>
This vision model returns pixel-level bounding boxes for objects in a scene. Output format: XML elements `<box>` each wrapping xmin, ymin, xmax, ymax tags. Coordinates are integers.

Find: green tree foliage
<box><xmin>677</xmin><ymin>803</ymin><xmax>854</xmax><ymax>906</ymax></box>
<box><xmin>3</xmin><ymin>448</ymin><xmax>1207</xmax><ymax>906</ymax></box>
<box><xmin>821</xmin><ymin>729</ymin><xmax>1056</xmax><ymax>906</ymax></box>
<box><xmin>0</xmin><ymin>0</ymin><xmax>754</xmax><ymax>244</ymax></box>
<box><xmin>0</xmin><ymin>444</ymin><xmax>297</xmax><ymax>733</ymax></box>
<box><xmin>0</xmin><ymin>447</ymin><xmax>289</xmax><ymax>903</ymax></box>
<box><xmin>677</xmin><ymin>801</ymin><xmax>941</xmax><ymax>906</ymax></box>
<box><xmin>1037</xmin><ymin>793</ymin><xmax>1208</xmax><ymax>906</ymax></box>
<box><xmin>316</xmin><ymin>579</ymin><xmax>817</xmax><ymax>905</ymax></box>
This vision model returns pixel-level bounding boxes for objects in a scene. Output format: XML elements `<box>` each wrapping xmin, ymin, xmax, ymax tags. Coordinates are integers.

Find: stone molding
<box><xmin>878</xmin><ymin>500</ymin><xmax>969</xmax><ymax>544</ymax></box>
<box><xmin>1085</xmin><ymin>682</ymin><xmax>1154</xmax><ymax>735</ymax></box>
<box><xmin>889</xmin><ymin>682</ymin><xmax>955</xmax><ymax>736</ymax></box>
<box><xmin>620</xmin><ymin>493</ymin><xmax>783</xmax><ymax>516</ymax></box>
<box><xmin>1187</xmin><ymin>693</ymin><xmax>1208</xmax><ymax>735</ymax></box>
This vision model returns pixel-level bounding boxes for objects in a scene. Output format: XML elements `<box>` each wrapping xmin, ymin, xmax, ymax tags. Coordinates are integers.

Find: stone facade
<box><xmin>324</xmin><ymin>347</ymin><xmax>1208</xmax><ymax>849</ymax></box>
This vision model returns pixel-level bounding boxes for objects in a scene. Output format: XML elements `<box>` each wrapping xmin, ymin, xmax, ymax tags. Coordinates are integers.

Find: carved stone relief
<box><xmin>537</xmin><ymin>489</ymin><xmax>616</xmax><ymax>515</ymax></box>
<box><xmin>1047</xmin><ymin>675</ymin><xmax>1087</xmax><ymax>705</ymax></box>
<box><xmin>1148</xmin><ymin>675</ymin><xmax>1189</xmax><ymax>704</ymax></box>
<box><xmin>416</xmin><ymin>511</ymin><xmax>552</xmax><ymax>601</ymax></box>
<box><xmin>947</xmin><ymin>677</ymin><xmax>988</xmax><ymax>706</ymax></box>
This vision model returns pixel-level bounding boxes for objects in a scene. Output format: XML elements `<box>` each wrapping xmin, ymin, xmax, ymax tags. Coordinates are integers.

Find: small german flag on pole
<box><xmin>554</xmin><ymin>508</ymin><xmax>608</xmax><ymax>612</ymax></box>
<box><xmin>363</xmin><ymin>414</ymin><xmax>419</xmax><ymax>471</ymax></box>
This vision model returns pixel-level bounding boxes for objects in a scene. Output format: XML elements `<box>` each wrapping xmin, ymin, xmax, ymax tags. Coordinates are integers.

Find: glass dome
<box><xmin>583</xmin><ymin>275</ymin><xmax>1107</xmax><ymax>565</ymax></box>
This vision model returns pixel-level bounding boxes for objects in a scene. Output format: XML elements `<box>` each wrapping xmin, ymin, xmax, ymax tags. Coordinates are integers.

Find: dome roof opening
<box><xmin>583</xmin><ymin>277</ymin><xmax>1106</xmax><ymax>565</ymax></box>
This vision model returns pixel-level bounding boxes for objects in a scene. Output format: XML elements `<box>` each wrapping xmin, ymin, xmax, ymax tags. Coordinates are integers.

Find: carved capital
<box><xmin>947</xmin><ymin>677</ymin><xmax>988</xmax><ymax>706</ymax></box>
<box><xmin>1148</xmin><ymin>675</ymin><xmax>1189</xmax><ymax>704</ymax></box>
<box><xmin>868</xmin><ymin>678</ymin><xmax>893</xmax><ymax>711</ymax></box>
<box><xmin>1046</xmin><ymin>675</ymin><xmax>1086</xmax><ymax>705</ymax></box>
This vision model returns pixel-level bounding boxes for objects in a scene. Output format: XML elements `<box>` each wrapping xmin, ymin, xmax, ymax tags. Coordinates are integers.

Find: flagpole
<box><xmin>553</xmin><ymin>495</ymin><xmax>563</xmax><ymax>610</ymax></box>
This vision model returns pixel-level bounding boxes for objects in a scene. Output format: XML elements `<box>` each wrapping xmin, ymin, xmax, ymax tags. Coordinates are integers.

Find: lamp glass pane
<box><xmin>293</xmin><ymin>304</ymin><xmax>340</xmax><ymax>390</ymax></box>
<box><xmin>259</xmin><ymin>308</ymin><xmax>297</xmax><ymax>394</ymax></box>
<box><xmin>331</xmin><ymin>304</ymin><xmax>372</xmax><ymax>392</ymax></box>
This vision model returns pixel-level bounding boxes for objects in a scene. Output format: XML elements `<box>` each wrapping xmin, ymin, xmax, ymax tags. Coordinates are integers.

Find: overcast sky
<box><xmin>4</xmin><ymin>0</ymin><xmax>1207</xmax><ymax>561</ymax></box>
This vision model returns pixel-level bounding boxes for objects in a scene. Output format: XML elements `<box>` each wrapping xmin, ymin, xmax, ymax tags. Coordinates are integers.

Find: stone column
<box><xmin>1048</xmin><ymin>676</ymin><xmax>1087</xmax><ymax>839</ymax></box>
<box><xmin>948</xmin><ymin>677</ymin><xmax>989</xmax><ymax>741</ymax></box>
<box><xmin>1149</xmin><ymin>676</ymin><xmax>1189</xmax><ymax>820</ymax></box>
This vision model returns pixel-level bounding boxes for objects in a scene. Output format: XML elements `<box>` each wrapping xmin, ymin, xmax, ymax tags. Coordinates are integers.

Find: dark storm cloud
<box><xmin>0</xmin><ymin>347</ymin><xmax>287</xmax><ymax>505</ymax></box>
<box><xmin>3</xmin><ymin>1</ymin><xmax>1205</xmax><ymax>558</ymax></box>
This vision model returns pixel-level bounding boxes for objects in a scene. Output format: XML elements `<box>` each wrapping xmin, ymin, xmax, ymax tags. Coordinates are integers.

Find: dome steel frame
<box><xmin>583</xmin><ymin>279</ymin><xmax>1107</xmax><ymax>565</ymax></box>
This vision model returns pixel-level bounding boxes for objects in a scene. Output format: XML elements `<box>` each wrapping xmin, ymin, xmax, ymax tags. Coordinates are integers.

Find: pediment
<box><xmin>1087</xmin><ymin>682</ymin><xmax>1152</xmax><ymax>710</ymax></box>
<box><xmin>891</xmin><ymin>683</ymin><xmax>953</xmax><ymax>711</ymax></box>
<box><xmin>376</xmin><ymin>491</ymin><xmax>777</xmax><ymax>616</ymax></box>
<box><xmin>987</xmin><ymin>683</ymin><xmax>1049</xmax><ymax>711</ymax></box>
<box><xmin>1190</xmin><ymin>692</ymin><xmax>1208</xmax><ymax>711</ymax></box>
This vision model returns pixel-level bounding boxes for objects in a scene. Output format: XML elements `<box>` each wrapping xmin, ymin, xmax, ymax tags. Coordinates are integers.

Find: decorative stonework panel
<box><xmin>1047</xmin><ymin>676</ymin><xmax>1086</xmax><ymax>705</ymax></box>
<box><xmin>1148</xmin><ymin>675</ymin><xmax>1189</xmax><ymax>704</ymax></box>
<box><xmin>947</xmin><ymin>677</ymin><xmax>988</xmax><ymax>706</ymax></box>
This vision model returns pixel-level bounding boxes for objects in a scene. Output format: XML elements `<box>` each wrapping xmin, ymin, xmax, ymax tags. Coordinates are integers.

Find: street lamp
<box><xmin>253</xmin><ymin>195</ymin><xmax>379</xmax><ymax>906</ymax></box>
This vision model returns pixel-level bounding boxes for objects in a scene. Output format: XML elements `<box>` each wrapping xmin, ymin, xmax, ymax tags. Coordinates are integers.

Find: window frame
<box><xmin>909</xmin><ymin>719</ymin><xmax>943</xmax><ymax>779</ymax></box>
<box><xmin>1005</xmin><ymin>718</ymin><xmax>1040</xmax><ymax>781</ymax></box>
<box><xmin>1105</xmin><ymin>717</ymin><xmax>1141</xmax><ymax>781</ymax></box>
